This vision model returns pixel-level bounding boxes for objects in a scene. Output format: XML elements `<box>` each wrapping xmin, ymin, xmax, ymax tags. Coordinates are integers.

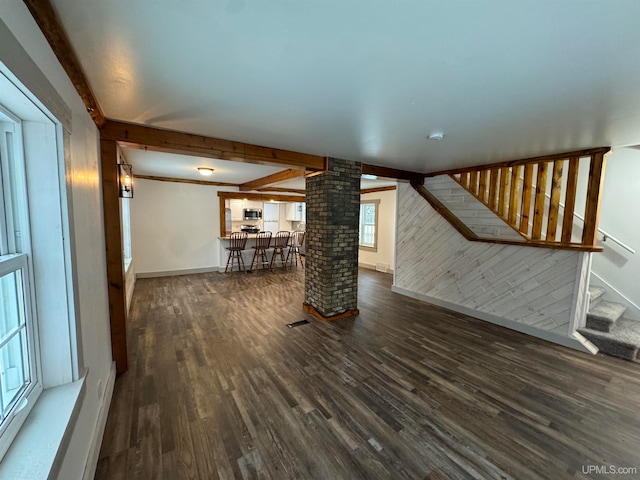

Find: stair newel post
<box><xmin>582</xmin><ymin>151</ymin><xmax>608</xmax><ymax>248</ymax></box>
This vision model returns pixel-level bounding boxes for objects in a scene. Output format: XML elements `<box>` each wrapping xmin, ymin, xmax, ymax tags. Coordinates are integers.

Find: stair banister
<box><xmin>542</xmin><ymin>192</ymin><xmax>636</xmax><ymax>255</ymax></box>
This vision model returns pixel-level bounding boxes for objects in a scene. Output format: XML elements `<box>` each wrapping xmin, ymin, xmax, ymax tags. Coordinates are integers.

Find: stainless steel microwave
<box><xmin>243</xmin><ymin>208</ymin><xmax>262</xmax><ymax>220</ymax></box>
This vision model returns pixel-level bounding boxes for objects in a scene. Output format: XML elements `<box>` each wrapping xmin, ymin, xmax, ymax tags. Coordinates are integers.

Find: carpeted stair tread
<box><xmin>579</xmin><ymin>318</ymin><xmax>640</xmax><ymax>361</ymax></box>
<box><xmin>588</xmin><ymin>285</ymin><xmax>606</xmax><ymax>307</ymax></box>
<box><xmin>586</xmin><ymin>300</ymin><xmax>627</xmax><ymax>332</ymax></box>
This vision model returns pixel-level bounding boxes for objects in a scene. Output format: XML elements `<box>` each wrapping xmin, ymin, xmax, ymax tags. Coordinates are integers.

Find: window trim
<box><xmin>359</xmin><ymin>199</ymin><xmax>380</xmax><ymax>252</ymax></box>
<box><xmin>0</xmin><ymin>109</ymin><xmax>43</xmax><ymax>460</ymax></box>
<box><xmin>0</xmin><ymin>63</ymin><xmax>81</xmax><ymax>466</ymax></box>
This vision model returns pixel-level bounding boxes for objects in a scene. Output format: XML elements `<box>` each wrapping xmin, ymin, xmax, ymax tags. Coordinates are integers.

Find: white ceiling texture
<box><xmin>52</xmin><ymin>0</ymin><xmax>640</xmax><ymax>175</ymax></box>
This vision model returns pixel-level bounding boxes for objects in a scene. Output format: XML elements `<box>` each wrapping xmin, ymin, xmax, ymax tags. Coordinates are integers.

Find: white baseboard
<box><xmin>136</xmin><ymin>266</ymin><xmax>219</xmax><ymax>278</ymax></box>
<box><xmin>590</xmin><ymin>272</ymin><xmax>640</xmax><ymax>320</ymax></box>
<box><xmin>359</xmin><ymin>262</ymin><xmax>395</xmax><ymax>274</ymax></box>
<box><xmin>391</xmin><ymin>285</ymin><xmax>597</xmax><ymax>354</ymax></box>
<box><xmin>82</xmin><ymin>361</ymin><xmax>116</xmax><ymax>480</ymax></box>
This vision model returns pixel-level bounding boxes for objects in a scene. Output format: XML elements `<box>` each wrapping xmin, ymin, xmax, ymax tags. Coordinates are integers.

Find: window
<box><xmin>121</xmin><ymin>197</ymin><xmax>132</xmax><ymax>267</ymax></box>
<box><xmin>0</xmin><ymin>107</ymin><xmax>41</xmax><ymax>460</ymax></box>
<box><xmin>359</xmin><ymin>200</ymin><xmax>380</xmax><ymax>251</ymax></box>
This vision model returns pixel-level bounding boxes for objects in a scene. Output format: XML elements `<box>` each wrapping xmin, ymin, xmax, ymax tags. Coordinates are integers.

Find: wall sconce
<box><xmin>118</xmin><ymin>163</ymin><xmax>133</xmax><ymax>198</ymax></box>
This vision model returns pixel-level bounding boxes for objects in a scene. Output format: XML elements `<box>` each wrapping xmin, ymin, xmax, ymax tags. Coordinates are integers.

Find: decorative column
<box><xmin>303</xmin><ymin>157</ymin><xmax>360</xmax><ymax>320</ymax></box>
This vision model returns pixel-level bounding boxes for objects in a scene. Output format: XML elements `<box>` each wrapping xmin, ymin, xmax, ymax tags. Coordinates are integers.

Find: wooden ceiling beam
<box><xmin>218</xmin><ymin>191</ymin><xmax>305</xmax><ymax>203</ymax></box>
<box><xmin>423</xmin><ymin>147</ymin><xmax>612</xmax><ymax>177</ymax></box>
<box><xmin>361</xmin><ymin>163</ymin><xmax>424</xmax><ymax>183</ymax></box>
<box><xmin>136</xmin><ymin>174</ymin><xmax>239</xmax><ymax>188</ymax></box>
<box><xmin>101</xmin><ymin>120</ymin><xmax>326</xmax><ymax>171</ymax></box>
<box><xmin>257</xmin><ymin>187</ymin><xmax>306</xmax><ymax>195</ymax></box>
<box><xmin>360</xmin><ymin>185</ymin><xmax>397</xmax><ymax>195</ymax></box>
<box><xmin>23</xmin><ymin>0</ymin><xmax>106</xmax><ymax>127</ymax></box>
<box><xmin>239</xmin><ymin>169</ymin><xmax>306</xmax><ymax>192</ymax></box>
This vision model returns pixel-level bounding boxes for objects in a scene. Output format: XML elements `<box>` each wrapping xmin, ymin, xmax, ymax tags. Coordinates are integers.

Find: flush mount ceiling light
<box><xmin>197</xmin><ymin>167</ymin><xmax>214</xmax><ymax>176</ymax></box>
<box><xmin>427</xmin><ymin>132</ymin><xmax>445</xmax><ymax>140</ymax></box>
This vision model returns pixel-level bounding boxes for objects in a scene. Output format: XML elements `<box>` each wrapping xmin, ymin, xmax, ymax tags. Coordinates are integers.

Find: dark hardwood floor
<box><xmin>96</xmin><ymin>267</ymin><xmax>640</xmax><ymax>479</ymax></box>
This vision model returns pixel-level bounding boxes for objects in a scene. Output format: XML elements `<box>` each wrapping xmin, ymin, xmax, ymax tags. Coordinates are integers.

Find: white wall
<box><xmin>131</xmin><ymin>179</ymin><xmax>235</xmax><ymax>275</ymax></box>
<box><xmin>1</xmin><ymin>3</ymin><xmax>113</xmax><ymax>479</ymax></box>
<box><xmin>359</xmin><ymin>189</ymin><xmax>397</xmax><ymax>272</ymax></box>
<box><xmin>589</xmin><ymin>147</ymin><xmax>640</xmax><ymax>310</ymax></box>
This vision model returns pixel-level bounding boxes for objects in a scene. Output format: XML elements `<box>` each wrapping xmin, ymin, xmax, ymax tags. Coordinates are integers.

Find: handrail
<box><xmin>540</xmin><ymin>190</ymin><xmax>635</xmax><ymax>254</ymax></box>
<box><xmin>574</xmin><ymin>211</ymin><xmax>635</xmax><ymax>254</ymax></box>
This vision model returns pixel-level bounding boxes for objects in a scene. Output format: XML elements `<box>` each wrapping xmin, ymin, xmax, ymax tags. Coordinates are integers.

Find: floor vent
<box><xmin>286</xmin><ymin>320</ymin><xmax>310</xmax><ymax>328</ymax></box>
<box><xmin>376</xmin><ymin>263</ymin><xmax>389</xmax><ymax>273</ymax></box>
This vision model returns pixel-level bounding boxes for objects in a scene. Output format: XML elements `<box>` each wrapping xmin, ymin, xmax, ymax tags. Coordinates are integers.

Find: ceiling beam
<box><xmin>423</xmin><ymin>147</ymin><xmax>612</xmax><ymax>177</ymax></box>
<box><xmin>136</xmin><ymin>174</ymin><xmax>239</xmax><ymax>188</ymax></box>
<box><xmin>218</xmin><ymin>191</ymin><xmax>305</xmax><ymax>203</ymax></box>
<box><xmin>257</xmin><ymin>187</ymin><xmax>306</xmax><ymax>195</ymax></box>
<box><xmin>361</xmin><ymin>163</ymin><xmax>424</xmax><ymax>183</ymax></box>
<box><xmin>101</xmin><ymin>120</ymin><xmax>327</xmax><ymax>171</ymax></box>
<box><xmin>23</xmin><ymin>0</ymin><xmax>106</xmax><ymax>127</ymax></box>
<box><xmin>239</xmin><ymin>169</ymin><xmax>306</xmax><ymax>192</ymax></box>
<box><xmin>360</xmin><ymin>185</ymin><xmax>397</xmax><ymax>195</ymax></box>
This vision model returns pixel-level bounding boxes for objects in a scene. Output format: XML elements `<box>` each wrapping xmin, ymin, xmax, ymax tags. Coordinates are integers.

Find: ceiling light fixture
<box><xmin>428</xmin><ymin>132</ymin><xmax>445</xmax><ymax>140</ymax></box>
<box><xmin>197</xmin><ymin>167</ymin><xmax>214</xmax><ymax>176</ymax></box>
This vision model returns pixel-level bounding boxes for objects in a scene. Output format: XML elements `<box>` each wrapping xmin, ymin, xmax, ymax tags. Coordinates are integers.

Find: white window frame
<box><xmin>0</xmin><ymin>107</ymin><xmax>42</xmax><ymax>461</ymax></box>
<box><xmin>121</xmin><ymin>197</ymin><xmax>132</xmax><ymax>268</ymax></box>
<box><xmin>0</xmin><ymin>63</ymin><xmax>81</xmax><ymax>469</ymax></box>
<box><xmin>359</xmin><ymin>199</ymin><xmax>380</xmax><ymax>252</ymax></box>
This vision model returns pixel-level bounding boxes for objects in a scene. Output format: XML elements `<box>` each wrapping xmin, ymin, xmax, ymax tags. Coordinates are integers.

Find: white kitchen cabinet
<box><xmin>285</xmin><ymin>202</ymin><xmax>305</xmax><ymax>221</ymax></box>
<box><xmin>230</xmin><ymin>199</ymin><xmax>244</xmax><ymax>221</ymax></box>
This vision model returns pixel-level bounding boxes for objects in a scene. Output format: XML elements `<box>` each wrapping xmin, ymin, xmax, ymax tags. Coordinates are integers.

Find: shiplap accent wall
<box><xmin>394</xmin><ymin>183</ymin><xmax>592</xmax><ymax>343</ymax></box>
<box><xmin>424</xmin><ymin>175</ymin><xmax>525</xmax><ymax>241</ymax></box>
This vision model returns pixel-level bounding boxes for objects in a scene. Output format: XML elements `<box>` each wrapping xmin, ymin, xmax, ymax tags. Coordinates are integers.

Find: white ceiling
<box><xmin>124</xmin><ymin>146</ymin><xmax>396</xmax><ymax>190</ymax></box>
<box><xmin>53</xmin><ymin>0</ymin><xmax>640</xmax><ymax>173</ymax></box>
<box><xmin>123</xmin><ymin>147</ymin><xmax>285</xmax><ymax>184</ymax></box>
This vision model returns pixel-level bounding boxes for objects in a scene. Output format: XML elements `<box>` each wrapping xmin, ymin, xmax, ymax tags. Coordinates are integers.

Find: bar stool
<box><xmin>249</xmin><ymin>231</ymin><xmax>272</xmax><ymax>271</ymax></box>
<box><xmin>224</xmin><ymin>232</ymin><xmax>248</xmax><ymax>273</ymax></box>
<box><xmin>270</xmin><ymin>231</ymin><xmax>290</xmax><ymax>270</ymax></box>
<box><xmin>286</xmin><ymin>230</ymin><xmax>305</xmax><ymax>268</ymax></box>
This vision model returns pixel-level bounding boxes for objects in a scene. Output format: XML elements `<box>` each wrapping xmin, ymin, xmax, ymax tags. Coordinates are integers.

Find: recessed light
<box><xmin>428</xmin><ymin>132</ymin><xmax>445</xmax><ymax>140</ymax></box>
<box><xmin>197</xmin><ymin>167</ymin><xmax>214</xmax><ymax>176</ymax></box>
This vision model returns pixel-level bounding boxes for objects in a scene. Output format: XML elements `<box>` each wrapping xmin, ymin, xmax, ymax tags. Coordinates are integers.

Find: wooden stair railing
<box><xmin>417</xmin><ymin>147</ymin><xmax>611</xmax><ymax>252</ymax></box>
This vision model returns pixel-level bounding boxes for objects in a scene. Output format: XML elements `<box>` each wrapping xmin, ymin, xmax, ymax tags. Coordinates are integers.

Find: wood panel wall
<box><xmin>395</xmin><ymin>183</ymin><xmax>589</xmax><ymax>337</ymax></box>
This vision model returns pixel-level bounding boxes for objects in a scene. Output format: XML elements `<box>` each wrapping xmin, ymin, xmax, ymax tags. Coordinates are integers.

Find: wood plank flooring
<box><xmin>96</xmin><ymin>268</ymin><xmax>640</xmax><ymax>479</ymax></box>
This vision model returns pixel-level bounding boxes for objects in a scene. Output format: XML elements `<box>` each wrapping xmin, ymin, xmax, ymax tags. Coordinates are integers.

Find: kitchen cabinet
<box><xmin>263</xmin><ymin>202</ymin><xmax>279</xmax><ymax>233</ymax></box>
<box><xmin>285</xmin><ymin>202</ymin><xmax>305</xmax><ymax>221</ymax></box>
<box><xmin>230</xmin><ymin>199</ymin><xmax>244</xmax><ymax>221</ymax></box>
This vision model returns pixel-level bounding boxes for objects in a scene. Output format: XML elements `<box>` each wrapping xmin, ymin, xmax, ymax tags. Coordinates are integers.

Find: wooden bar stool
<box><xmin>249</xmin><ymin>231</ymin><xmax>272</xmax><ymax>271</ymax></box>
<box><xmin>286</xmin><ymin>230</ymin><xmax>305</xmax><ymax>268</ymax></box>
<box><xmin>224</xmin><ymin>232</ymin><xmax>248</xmax><ymax>273</ymax></box>
<box><xmin>270</xmin><ymin>231</ymin><xmax>290</xmax><ymax>270</ymax></box>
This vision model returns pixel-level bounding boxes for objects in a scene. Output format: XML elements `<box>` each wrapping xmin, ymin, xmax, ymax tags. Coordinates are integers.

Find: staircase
<box><xmin>578</xmin><ymin>286</ymin><xmax>640</xmax><ymax>361</ymax></box>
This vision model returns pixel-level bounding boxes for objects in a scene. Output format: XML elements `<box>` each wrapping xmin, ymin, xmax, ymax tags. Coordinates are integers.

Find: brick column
<box><xmin>303</xmin><ymin>157</ymin><xmax>360</xmax><ymax>320</ymax></box>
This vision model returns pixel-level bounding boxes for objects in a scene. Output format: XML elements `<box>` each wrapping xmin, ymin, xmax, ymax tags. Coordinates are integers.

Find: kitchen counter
<box><xmin>219</xmin><ymin>233</ymin><xmax>263</xmax><ymax>239</ymax></box>
<box><xmin>218</xmin><ymin>233</ymin><xmax>303</xmax><ymax>272</ymax></box>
